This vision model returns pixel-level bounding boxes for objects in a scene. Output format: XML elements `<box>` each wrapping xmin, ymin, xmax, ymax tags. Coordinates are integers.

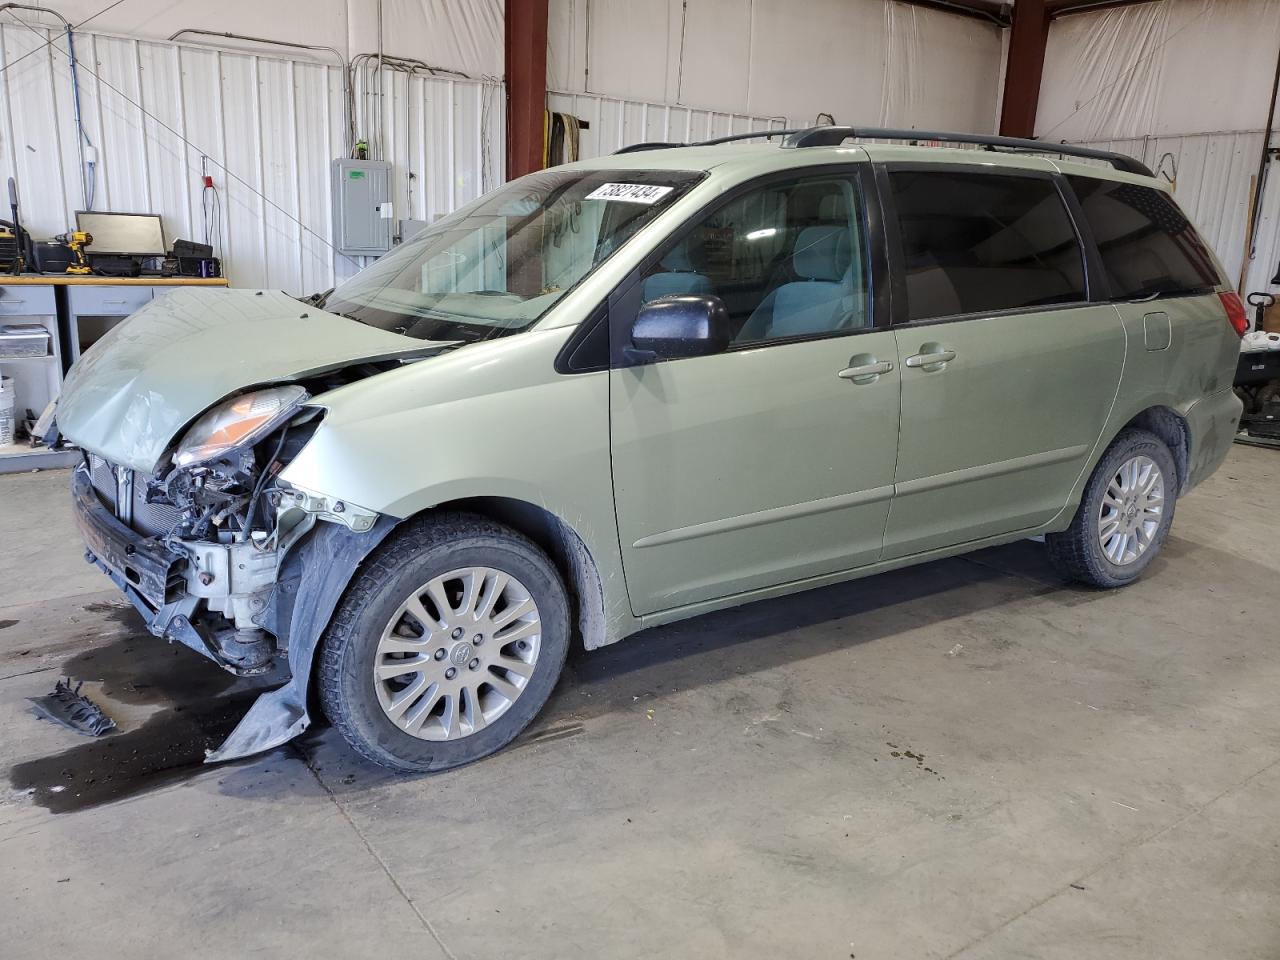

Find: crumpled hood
<box><xmin>58</xmin><ymin>288</ymin><xmax>447</xmax><ymax>473</ymax></box>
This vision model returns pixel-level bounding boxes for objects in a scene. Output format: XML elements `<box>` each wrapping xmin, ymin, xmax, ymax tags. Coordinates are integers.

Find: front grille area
<box><xmin>86</xmin><ymin>454</ymin><xmax>185</xmax><ymax>539</ymax></box>
<box><xmin>88</xmin><ymin>454</ymin><xmax>116</xmax><ymax>505</ymax></box>
<box><xmin>132</xmin><ymin>483</ymin><xmax>185</xmax><ymax>538</ymax></box>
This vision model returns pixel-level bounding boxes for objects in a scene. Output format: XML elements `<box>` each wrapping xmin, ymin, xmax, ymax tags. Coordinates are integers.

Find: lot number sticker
<box><xmin>585</xmin><ymin>182</ymin><xmax>674</xmax><ymax>204</ymax></box>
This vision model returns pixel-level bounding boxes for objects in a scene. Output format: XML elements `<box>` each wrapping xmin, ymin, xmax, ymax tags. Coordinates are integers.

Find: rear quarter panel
<box><xmin>1049</xmin><ymin>292</ymin><xmax>1240</xmax><ymax>529</ymax></box>
<box><xmin>1116</xmin><ymin>294</ymin><xmax>1238</xmax><ymax>408</ymax></box>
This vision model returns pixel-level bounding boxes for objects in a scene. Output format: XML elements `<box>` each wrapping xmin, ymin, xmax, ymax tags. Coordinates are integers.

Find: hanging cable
<box><xmin>200</xmin><ymin>155</ymin><xmax>223</xmax><ymax>260</ymax></box>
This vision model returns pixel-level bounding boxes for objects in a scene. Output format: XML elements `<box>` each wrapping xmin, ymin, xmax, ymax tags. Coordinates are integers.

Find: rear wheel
<box><xmin>317</xmin><ymin>513</ymin><xmax>570</xmax><ymax>773</ymax></box>
<box><xmin>1045</xmin><ymin>428</ymin><xmax>1177</xmax><ymax>588</ymax></box>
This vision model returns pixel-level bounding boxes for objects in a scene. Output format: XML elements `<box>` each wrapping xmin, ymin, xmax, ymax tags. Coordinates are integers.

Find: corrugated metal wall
<box><xmin>1070</xmin><ymin>131</ymin><xmax>1280</xmax><ymax>297</ymax></box>
<box><xmin>547</xmin><ymin>89</ymin><xmax>791</xmax><ymax>159</ymax></box>
<box><xmin>0</xmin><ymin>24</ymin><xmax>504</xmax><ymax>295</ymax></box>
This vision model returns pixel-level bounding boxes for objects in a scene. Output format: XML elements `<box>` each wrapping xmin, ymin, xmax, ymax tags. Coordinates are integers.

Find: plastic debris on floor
<box><xmin>28</xmin><ymin>679</ymin><xmax>117</xmax><ymax>737</ymax></box>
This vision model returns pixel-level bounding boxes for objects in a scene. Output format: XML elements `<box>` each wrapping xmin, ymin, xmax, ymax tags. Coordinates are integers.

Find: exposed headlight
<box><xmin>173</xmin><ymin>385</ymin><xmax>308</xmax><ymax>468</ymax></box>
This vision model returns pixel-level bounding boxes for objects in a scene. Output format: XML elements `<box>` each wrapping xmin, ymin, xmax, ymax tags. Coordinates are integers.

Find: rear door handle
<box><xmin>838</xmin><ymin>358</ymin><xmax>893</xmax><ymax>383</ymax></box>
<box><xmin>904</xmin><ymin>347</ymin><xmax>956</xmax><ymax>370</ymax></box>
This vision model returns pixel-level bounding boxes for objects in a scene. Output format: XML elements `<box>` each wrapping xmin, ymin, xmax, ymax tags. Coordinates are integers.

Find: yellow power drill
<box><xmin>55</xmin><ymin>230</ymin><xmax>93</xmax><ymax>275</ymax></box>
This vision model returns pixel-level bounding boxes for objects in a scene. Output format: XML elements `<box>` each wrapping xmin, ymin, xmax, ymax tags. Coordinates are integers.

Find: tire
<box><xmin>317</xmin><ymin>512</ymin><xmax>570</xmax><ymax>773</ymax></box>
<box><xmin>1045</xmin><ymin>428</ymin><xmax>1178</xmax><ymax>588</ymax></box>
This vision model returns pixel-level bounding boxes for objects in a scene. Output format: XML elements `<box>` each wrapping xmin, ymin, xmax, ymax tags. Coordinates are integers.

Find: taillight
<box><xmin>1219</xmin><ymin>291</ymin><xmax>1249</xmax><ymax>337</ymax></box>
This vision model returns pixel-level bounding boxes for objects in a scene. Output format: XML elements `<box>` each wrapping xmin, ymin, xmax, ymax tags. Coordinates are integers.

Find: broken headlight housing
<box><xmin>173</xmin><ymin>385</ymin><xmax>308</xmax><ymax>468</ymax></box>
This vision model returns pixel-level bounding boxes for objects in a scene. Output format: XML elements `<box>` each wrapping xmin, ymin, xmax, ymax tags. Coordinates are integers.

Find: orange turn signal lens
<box><xmin>173</xmin><ymin>385</ymin><xmax>307</xmax><ymax>468</ymax></box>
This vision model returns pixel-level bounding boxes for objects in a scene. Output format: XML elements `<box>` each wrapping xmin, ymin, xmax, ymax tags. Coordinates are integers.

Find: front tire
<box><xmin>1046</xmin><ymin>428</ymin><xmax>1177</xmax><ymax>588</ymax></box>
<box><xmin>317</xmin><ymin>513</ymin><xmax>570</xmax><ymax>773</ymax></box>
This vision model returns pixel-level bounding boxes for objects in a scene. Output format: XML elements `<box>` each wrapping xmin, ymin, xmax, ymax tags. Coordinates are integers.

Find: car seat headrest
<box><xmin>792</xmin><ymin>226</ymin><xmax>851</xmax><ymax>282</ymax></box>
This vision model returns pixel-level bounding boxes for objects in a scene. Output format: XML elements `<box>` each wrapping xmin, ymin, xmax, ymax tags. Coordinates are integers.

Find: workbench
<box><xmin>0</xmin><ymin>276</ymin><xmax>229</xmax><ymax>473</ymax></box>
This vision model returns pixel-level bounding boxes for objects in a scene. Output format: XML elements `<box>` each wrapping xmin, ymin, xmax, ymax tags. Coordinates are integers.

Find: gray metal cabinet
<box><xmin>66</xmin><ymin>285</ymin><xmax>155</xmax><ymax>362</ymax></box>
<box><xmin>0</xmin><ymin>283</ymin><xmax>73</xmax><ymax>472</ymax></box>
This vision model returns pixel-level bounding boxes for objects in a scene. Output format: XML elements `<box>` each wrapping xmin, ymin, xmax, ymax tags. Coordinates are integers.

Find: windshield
<box><xmin>322</xmin><ymin>168</ymin><xmax>704</xmax><ymax>342</ymax></box>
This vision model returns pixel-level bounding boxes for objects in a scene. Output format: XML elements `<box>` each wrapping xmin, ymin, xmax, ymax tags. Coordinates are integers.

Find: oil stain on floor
<box><xmin>11</xmin><ymin>691</ymin><xmax>263</xmax><ymax>813</ymax></box>
<box><xmin>61</xmin><ymin>636</ymin><xmax>240</xmax><ymax>705</ymax></box>
<box><xmin>10</xmin><ymin>634</ymin><xmax>284</xmax><ymax>814</ymax></box>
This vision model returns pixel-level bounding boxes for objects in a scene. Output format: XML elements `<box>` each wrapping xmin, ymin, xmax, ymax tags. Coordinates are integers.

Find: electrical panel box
<box><xmin>331</xmin><ymin>159</ymin><xmax>393</xmax><ymax>256</ymax></box>
<box><xmin>398</xmin><ymin>218</ymin><xmax>431</xmax><ymax>243</ymax></box>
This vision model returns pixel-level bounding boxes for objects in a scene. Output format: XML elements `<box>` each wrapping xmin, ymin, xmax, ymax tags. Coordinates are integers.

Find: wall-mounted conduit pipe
<box><xmin>168</xmin><ymin>28</ymin><xmax>352</xmax><ymax>156</ymax></box>
<box><xmin>347</xmin><ymin>52</ymin><xmax>497</xmax><ymax>161</ymax></box>
<box><xmin>0</xmin><ymin>3</ymin><xmax>94</xmax><ymax>208</ymax></box>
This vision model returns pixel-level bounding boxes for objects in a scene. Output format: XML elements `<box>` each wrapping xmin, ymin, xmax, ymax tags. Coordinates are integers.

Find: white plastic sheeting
<box><xmin>1038</xmin><ymin>0</ymin><xmax>1280</xmax><ymax>142</ymax></box>
<box><xmin>546</xmin><ymin>90</ymin><xmax>790</xmax><ymax>158</ymax></box>
<box><xmin>1070</xmin><ymin>131</ymin><xmax>1280</xmax><ymax>296</ymax></box>
<box><xmin>549</xmin><ymin>0</ymin><xmax>1003</xmax><ymax>134</ymax></box>
<box><xmin>13</xmin><ymin>0</ymin><xmax>503</xmax><ymax>78</ymax></box>
<box><xmin>0</xmin><ymin>24</ymin><xmax>503</xmax><ymax>294</ymax></box>
<box><xmin>1040</xmin><ymin>0</ymin><xmax>1280</xmax><ymax>297</ymax></box>
<box><xmin>347</xmin><ymin>0</ymin><xmax>503</xmax><ymax>79</ymax></box>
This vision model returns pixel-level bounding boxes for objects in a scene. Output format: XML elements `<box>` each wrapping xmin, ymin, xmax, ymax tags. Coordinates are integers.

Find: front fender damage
<box><xmin>204</xmin><ymin>515</ymin><xmax>399</xmax><ymax>763</ymax></box>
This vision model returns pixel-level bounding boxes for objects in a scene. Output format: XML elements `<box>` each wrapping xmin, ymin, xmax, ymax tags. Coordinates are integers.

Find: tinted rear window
<box><xmin>1067</xmin><ymin>176</ymin><xmax>1221</xmax><ymax>300</ymax></box>
<box><xmin>889</xmin><ymin>170</ymin><xmax>1086</xmax><ymax>322</ymax></box>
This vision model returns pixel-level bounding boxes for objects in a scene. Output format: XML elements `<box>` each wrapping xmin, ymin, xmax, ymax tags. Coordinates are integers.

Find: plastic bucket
<box><xmin>0</xmin><ymin>375</ymin><xmax>14</xmax><ymax>445</ymax></box>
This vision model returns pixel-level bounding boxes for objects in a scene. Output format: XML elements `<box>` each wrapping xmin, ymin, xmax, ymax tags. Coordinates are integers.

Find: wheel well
<box><xmin>417</xmin><ymin>497</ymin><xmax>608</xmax><ymax>650</ymax></box>
<box><xmin>1121</xmin><ymin>406</ymin><xmax>1189</xmax><ymax>493</ymax></box>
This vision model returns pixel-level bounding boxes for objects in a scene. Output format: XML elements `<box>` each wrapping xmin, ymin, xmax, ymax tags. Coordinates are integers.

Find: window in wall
<box><xmin>639</xmin><ymin>174</ymin><xmax>870</xmax><ymax>345</ymax></box>
<box><xmin>1067</xmin><ymin>176</ymin><xmax>1221</xmax><ymax>300</ymax></box>
<box><xmin>889</xmin><ymin>170</ymin><xmax>1087</xmax><ymax>322</ymax></box>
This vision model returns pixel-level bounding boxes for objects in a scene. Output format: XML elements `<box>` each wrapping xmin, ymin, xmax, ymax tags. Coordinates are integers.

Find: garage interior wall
<box><xmin>0</xmin><ymin>2</ymin><xmax>504</xmax><ymax>294</ymax></box>
<box><xmin>547</xmin><ymin>0</ymin><xmax>1005</xmax><ymax>140</ymax></box>
<box><xmin>1037</xmin><ymin>0</ymin><xmax>1280</xmax><ymax>296</ymax></box>
<box><xmin>14</xmin><ymin>0</ymin><xmax>504</xmax><ymax>76</ymax></box>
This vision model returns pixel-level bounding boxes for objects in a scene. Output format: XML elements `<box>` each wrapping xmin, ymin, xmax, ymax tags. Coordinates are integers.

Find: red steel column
<box><xmin>999</xmin><ymin>0</ymin><xmax>1051</xmax><ymax>138</ymax></box>
<box><xmin>505</xmin><ymin>0</ymin><xmax>549</xmax><ymax>180</ymax></box>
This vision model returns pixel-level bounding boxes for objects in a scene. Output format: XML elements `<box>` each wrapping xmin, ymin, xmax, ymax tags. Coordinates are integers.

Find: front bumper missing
<box><xmin>72</xmin><ymin>466</ymin><xmax>180</xmax><ymax>609</ymax></box>
<box><xmin>73</xmin><ymin>465</ymin><xmax>219</xmax><ymax>664</ymax></box>
<box><xmin>73</xmin><ymin>464</ymin><xmax>402</xmax><ymax>764</ymax></box>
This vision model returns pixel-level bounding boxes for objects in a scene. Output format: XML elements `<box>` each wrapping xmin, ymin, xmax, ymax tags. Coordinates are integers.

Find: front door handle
<box><xmin>904</xmin><ymin>345</ymin><xmax>957</xmax><ymax>370</ymax></box>
<box><xmin>838</xmin><ymin>357</ymin><xmax>893</xmax><ymax>384</ymax></box>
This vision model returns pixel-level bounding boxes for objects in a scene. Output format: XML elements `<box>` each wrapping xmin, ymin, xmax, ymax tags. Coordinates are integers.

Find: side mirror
<box><xmin>628</xmin><ymin>294</ymin><xmax>731</xmax><ymax>363</ymax></box>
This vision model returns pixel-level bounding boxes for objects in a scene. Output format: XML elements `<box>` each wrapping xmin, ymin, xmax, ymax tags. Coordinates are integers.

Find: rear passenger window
<box><xmin>1067</xmin><ymin>176</ymin><xmax>1220</xmax><ymax>300</ymax></box>
<box><xmin>889</xmin><ymin>170</ymin><xmax>1086</xmax><ymax>322</ymax></box>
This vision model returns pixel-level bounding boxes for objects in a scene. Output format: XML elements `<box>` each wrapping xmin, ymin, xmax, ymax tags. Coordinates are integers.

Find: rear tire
<box><xmin>317</xmin><ymin>512</ymin><xmax>570</xmax><ymax>773</ymax></box>
<box><xmin>1045</xmin><ymin>428</ymin><xmax>1177</xmax><ymax>588</ymax></box>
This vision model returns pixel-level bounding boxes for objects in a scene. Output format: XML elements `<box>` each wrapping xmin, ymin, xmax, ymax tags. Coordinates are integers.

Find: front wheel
<box><xmin>1045</xmin><ymin>428</ymin><xmax>1178</xmax><ymax>588</ymax></box>
<box><xmin>317</xmin><ymin>513</ymin><xmax>570</xmax><ymax>773</ymax></box>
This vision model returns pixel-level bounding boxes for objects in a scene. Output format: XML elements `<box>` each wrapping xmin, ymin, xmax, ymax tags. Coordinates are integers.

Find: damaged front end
<box><xmin>71</xmin><ymin>385</ymin><xmax>396</xmax><ymax>763</ymax></box>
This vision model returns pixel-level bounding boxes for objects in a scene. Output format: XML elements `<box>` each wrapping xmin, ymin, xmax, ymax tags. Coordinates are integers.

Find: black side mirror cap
<box><xmin>628</xmin><ymin>294</ymin><xmax>731</xmax><ymax>363</ymax></box>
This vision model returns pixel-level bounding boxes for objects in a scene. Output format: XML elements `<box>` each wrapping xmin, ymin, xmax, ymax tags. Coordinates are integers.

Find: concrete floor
<box><xmin>1</xmin><ymin>447</ymin><xmax>1278</xmax><ymax>959</ymax></box>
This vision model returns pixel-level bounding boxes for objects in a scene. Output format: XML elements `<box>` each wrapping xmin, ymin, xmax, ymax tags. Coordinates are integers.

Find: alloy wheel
<box><xmin>1097</xmin><ymin>454</ymin><xmax>1165</xmax><ymax>566</ymax></box>
<box><xmin>373</xmin><ymin>566</ymin><xmax>542</xmax><ymax>741</ymax></box>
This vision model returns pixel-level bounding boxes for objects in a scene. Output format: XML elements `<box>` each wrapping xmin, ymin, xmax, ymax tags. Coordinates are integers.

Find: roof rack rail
<box><xmin>780</xmin><ymin>126</ymin><xmax>1154</xmax><ymax>177</ymax></box>
<box><xmin>613</xmin><ymin>128</ymin><xmax>805</xmax><ymax>155</ymax></box>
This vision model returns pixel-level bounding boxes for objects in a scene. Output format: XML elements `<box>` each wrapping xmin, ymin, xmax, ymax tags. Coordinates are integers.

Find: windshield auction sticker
<box><xmin>585</xmin><ymin>182</ymin><xmax>675</xmax><ymax>204</ymax></box>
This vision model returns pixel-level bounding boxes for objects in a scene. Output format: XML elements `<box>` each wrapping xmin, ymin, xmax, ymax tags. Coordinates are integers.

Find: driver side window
<box><xmin>638</xmin><ymin>173</ymin><xmax>870</xmax><ymax>345</ymax></box>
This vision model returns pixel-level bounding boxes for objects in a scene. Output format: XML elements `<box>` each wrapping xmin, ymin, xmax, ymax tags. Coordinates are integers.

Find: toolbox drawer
<box><xmin>68</xmin><ymin>285</ymin><xmax>153</xmax><ymax>316</ymax></box>
<box><xmin>0</xmin><ymin>285</ymin><xmax>56</xmax><ymax>315</ymax></box>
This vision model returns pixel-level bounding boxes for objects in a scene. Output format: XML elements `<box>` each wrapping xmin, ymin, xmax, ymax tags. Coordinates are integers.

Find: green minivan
<box><xmin>57</xmin><ymin>127</ymin><xmax>1246</xmax><ymax>772</ymax></box>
